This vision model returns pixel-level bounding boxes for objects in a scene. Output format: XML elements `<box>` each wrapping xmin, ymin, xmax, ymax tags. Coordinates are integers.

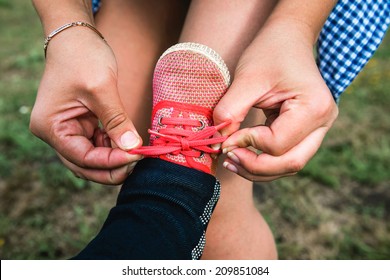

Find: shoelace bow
<box><xmin>130</xmin><ymin>116</ymin><xmax>230</xmax><ymax>158</ymax></box>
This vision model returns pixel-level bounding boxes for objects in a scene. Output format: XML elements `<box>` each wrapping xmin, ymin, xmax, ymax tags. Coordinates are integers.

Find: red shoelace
<box><xmin>130</xmin><ymin>116</ymin><xmax>230</xmax><ymax>159</ymax></box>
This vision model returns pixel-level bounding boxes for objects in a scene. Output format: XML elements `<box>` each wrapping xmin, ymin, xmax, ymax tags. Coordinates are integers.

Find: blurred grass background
<box><xmin>0</xmin><ymin>0</ymin><xmax>389</xmax><ymax>259</ymax></box>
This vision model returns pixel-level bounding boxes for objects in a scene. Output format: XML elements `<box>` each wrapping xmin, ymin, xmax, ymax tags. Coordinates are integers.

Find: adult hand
<box><xmin>30</xmin><ymin>28</ymin><xmax>143</xmax><ymax>184</ymax></box>
<box><xmin>214</xmin><ymin>19</ymin><xmax>338</xmax><ymax>181</ymax></box>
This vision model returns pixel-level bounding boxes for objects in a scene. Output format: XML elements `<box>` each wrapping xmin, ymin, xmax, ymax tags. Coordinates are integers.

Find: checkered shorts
<box><xmin>92</xmin><ymin>0</ymin><xmax>100</xmax><ymax>14</ymax></box>
<box><xmin>318</xmin><ymin>0</ymin><xmax>390</xmax><ymax>102</ymax></box>
<box><xmin>91</xmin><ymin>0</ymin><xmax>390</xmax><ymax>103</ymax></box>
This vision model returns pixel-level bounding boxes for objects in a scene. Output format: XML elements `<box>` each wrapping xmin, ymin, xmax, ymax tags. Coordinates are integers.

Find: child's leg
<box><xmin>203</xmin><ymin>114</ymin><xmax>278</xmax><ymax>259</ymax></box>
<box><xmin>73</xmin><ymin>158</ymin><xmax>221</xmax><ymax>260</ymax></box>
<box><xmin>94</xmin><ymin>0</ymin><xmax>189</xmax><ymax>141</ymax></box>
<box><xmin>179</xmin><ymin>0</ymin><xmax>278</xmax><ymax>259</ymax></box>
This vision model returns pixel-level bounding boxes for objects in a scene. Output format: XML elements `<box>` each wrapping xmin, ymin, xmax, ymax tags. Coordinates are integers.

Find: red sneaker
<box><xmin>131</xmin><ymin>43</ymin><xmax>230</xmax><ymax>174</ymax></box>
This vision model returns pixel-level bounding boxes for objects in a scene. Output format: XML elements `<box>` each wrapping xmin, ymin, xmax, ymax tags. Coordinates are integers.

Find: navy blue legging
<box><xmin>72</xmin><ymin>158</ymin><xmax>220</xmax><ymax>260</ymax></box>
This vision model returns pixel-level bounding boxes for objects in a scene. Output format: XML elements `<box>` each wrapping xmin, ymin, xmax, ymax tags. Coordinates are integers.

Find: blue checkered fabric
<box><xmin>92</xmin><ymin>0</ymin><xmax>101</xmax><ymax>14</ymax></box>
<box><xmin>317</xmin><ymin>0</ymin><xmax>390</xmax><ymax>103</ymax></box>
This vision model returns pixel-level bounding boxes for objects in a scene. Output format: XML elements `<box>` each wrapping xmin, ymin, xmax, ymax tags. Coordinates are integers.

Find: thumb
<box><xmin>90</xmin><ymin>88</ymin><xmax>142</xmax><ymax>151</ymax></box>
<box><xmin>213</xmin><ymin>75</ymin><xmax>260</xmax><ymax>136</ymax></box>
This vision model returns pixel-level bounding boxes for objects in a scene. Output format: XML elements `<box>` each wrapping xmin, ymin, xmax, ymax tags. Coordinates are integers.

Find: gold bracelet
<box><xmin>43</xmin><ymin>21</ymin><xmax>106</xmax><ymax>58</ymax></box>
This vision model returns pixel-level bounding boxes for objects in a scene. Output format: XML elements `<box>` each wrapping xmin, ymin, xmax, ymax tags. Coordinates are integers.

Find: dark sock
<box><xmin>72</xmin><ymin>158</ymin><xmax>220</xmax><ymax>260</ymax></box>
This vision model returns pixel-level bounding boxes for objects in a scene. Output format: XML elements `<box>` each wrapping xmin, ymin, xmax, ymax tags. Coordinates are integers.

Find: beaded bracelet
<box><xmin>43</xmin><ymin>21</ymin><xmax>106</xmax><ymax>58</ymax></box>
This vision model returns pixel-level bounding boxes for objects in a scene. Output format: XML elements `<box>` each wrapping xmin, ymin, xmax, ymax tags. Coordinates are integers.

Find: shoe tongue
<box><xmin>153</xmin><ymin>50</ymin><xmax>229</xmax><ymax>110</ymax></box>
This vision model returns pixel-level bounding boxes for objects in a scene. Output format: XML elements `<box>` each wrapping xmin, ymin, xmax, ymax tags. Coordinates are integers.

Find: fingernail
<box><xmin>120</xmin><ymin>131</ymin><xmax>140</xmax><ymax>149</ymax></box>
<box><xmin>211</xmin><ymin>143</ymin><xmax>221</xmax><ymax>151</ymax></box>
<box><xmin>223</xmin><ymin>161</ymin><xmax>238</xmax><ymax>174</ymax></box>
<box><xmin>222</xmin><ymin>146</ymin><xmax>238</xmax><ymax>154</ymax></box>
<box><xmin>227</xmin><ymin>151</ymin><xmax>240</xmax><ymax>165</ymax></box>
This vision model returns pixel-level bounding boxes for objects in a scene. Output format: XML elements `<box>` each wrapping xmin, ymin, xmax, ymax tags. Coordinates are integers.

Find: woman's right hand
<box><xmin>30</xmin><ymin>27</ymin><xmax>143</xmax><ymax>185</ymax></box>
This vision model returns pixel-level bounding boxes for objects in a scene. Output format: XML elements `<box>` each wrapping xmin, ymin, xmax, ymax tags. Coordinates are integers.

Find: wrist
<box><xmin>44</xmin><ymin>21</ymin><xmax>106</xmax><ymax>58</ymax></box>
<box><xmin>263</xmin><ymin>0</ymin><xmax>337</xmax><ymax>46</ymax></box>
<box><xmin>262</xmin><ymin>15</ymin><xmax>318</xmax><ymax>48</ymax></box>
<box><xmin>33</xmin><ymin>0</ymin><xmax>94</xmax><ymax>36</ymax></box>
<box><xmin>240</xmin><ymin>16</ymin><xmax>320</xmax><ymax>82</ymax></box>
<box><xmin>43</xmin><ymin>14</ymin><xmax>95</xmax><ymax>38</ymax></box>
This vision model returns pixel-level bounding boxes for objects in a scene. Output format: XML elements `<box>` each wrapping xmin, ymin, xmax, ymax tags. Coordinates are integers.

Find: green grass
<box><xmin>1</xmin><ymin>0</ymin><xmax>389</xmax><ymax>260</ymax></box>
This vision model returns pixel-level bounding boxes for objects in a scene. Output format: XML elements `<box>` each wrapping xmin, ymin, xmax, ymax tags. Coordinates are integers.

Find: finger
<box><xmin>93</xmin><ymin>128</ymin><xmax>111</xmax><ymax>147</ymax></box>
<box><xmin>57</xmin><ymin>134</ymin><xmax>143</xmax><ymax>169</ymax></box>
<box><xmin>215</xmin><ymin>106</ymin><xmax>265</xmax><ymax>152</ymax></box>
<box><xmin>223</xmin><ymin>159</ymin><xmax>295</xmax><ymax>181</ymax></box>
<box><xmin>223</xmin><ymin>149</ymin><xmax>298</xmax><ymax>177</ymax></box>
<box><xmin>222</xmin><ymin>127</ymin><xmax>328</xmax><ymax>180</ymax></box>
<box><xmin>77</xmin><ymin>112</ymin><xmax>100</xmax><ymax>138</ymax></box>
<box><xmin>223</xmin><ymin>97</ymin><xmax>333</xmax><ymax>156</ymax></box>
<box><xmin>87</xmin><ymin>83</ymin><xmax>142</xmax><ymax>151</ymax></box>
<box><xmin>263</xmin><ymin>109</ymin><xmax>279</xmax><ymax>127</ymax></box>
<box><xmin>60</xmin><ymin>155</ymin><xmax>140</xmax><ymax>185</ymax></box>
<box><xmin>213</xmin><ymin>75</ymin><xmax>263</xmax><ymax>136</ymax></box>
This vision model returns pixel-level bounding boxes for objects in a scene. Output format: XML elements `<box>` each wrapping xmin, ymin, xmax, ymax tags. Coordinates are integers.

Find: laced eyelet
<box><xmin>158</xmin><ymin>116</ymin><xmax>164</xmax><ymax>126</ymax></box>
<box><xmin>199</xmin><ymin>152</ymin><xmax>205</xmax><ymax>158</ymax></box>
<box><xmin>197</xmin><ymin>120</ymin><xmax>205</xmax><ymax>130</ymax></box>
